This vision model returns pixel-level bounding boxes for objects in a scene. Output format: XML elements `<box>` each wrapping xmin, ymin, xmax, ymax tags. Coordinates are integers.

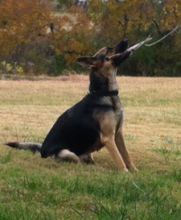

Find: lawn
<box><xmin>0</xmin><ymin>75</ymin><xmax>181</xmax><ymax>220</ymax></box>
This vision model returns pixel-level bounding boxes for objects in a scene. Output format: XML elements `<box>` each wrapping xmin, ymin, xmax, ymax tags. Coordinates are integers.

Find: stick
<box><xmin>127</xmin><ymin>36</ymin><xmax>152</xmax><ymax>52</ymax></box>
<box><xmin>145</xmin><ymin>25</ymin><xmax>180</xmax><ymax>47</ymax></box>
<box><xmin>126</xmin><ymin>25</ymin><xmax>180</xmax><ymax>53</ymax></box>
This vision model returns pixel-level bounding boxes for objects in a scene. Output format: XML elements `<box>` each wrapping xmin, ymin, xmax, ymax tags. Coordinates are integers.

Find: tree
<box><xmin>0</xmin><ymin>0</ymin><xmax>52</xmax><ymax>60</ymax></box>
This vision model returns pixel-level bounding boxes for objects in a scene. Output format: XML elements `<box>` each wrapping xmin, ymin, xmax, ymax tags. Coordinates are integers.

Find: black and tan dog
<box><xmin>6</xmin><ymin>39</ymin><xmax>137</xmax><ymax>172</ymax></box>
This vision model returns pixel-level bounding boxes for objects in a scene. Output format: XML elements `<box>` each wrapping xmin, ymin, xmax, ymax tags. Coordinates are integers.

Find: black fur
<box><xmin>6</xmin><ymin>142</ymin><xmax>41</xmax><ymax>153</ymax></box>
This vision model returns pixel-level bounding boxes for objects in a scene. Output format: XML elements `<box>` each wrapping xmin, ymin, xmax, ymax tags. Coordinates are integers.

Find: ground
<box><xmin>0</xmin><ymin>75</ymin><xmax>180</xmax><ymax>220</ymax></box>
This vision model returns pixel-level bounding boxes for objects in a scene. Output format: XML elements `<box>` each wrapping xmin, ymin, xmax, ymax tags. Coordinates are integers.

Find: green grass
<box><xmin>0</xmin><ymin>163</ymin><xmax>180</xmax><ymax>220</ymax></box>
<box><xmin>0</xmin><ymin>76</ymin><xmax>181</xmax><ymax>219</ymax></box>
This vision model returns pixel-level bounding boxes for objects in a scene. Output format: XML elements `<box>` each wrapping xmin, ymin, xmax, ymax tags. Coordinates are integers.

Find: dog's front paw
<box><xmin>129</xmin><ymin>165</ymin><xmax>139</xmax><ymax>173</ymax></box>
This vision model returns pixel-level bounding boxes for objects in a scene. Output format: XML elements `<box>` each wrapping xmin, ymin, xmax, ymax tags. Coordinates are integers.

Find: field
<box><xmin>0</xmin><ymin>76</ymin><xmax>181</xmax><ymax>220</ymax></box>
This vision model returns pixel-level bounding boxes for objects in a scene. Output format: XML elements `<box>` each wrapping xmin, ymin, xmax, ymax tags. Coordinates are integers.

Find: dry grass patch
<box><xmin>0</xmin><ymin>76</ymin><xmax>181</xmax><ymax>170</ymax></box>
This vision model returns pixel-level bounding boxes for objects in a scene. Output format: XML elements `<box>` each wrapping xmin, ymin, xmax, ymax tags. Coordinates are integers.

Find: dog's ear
<box><xmin>115</xmin><ymin>39</ymin><xmax>128</xmax><ymax>53</ymax></box>
<box><xmin>93</xmin><ymin>47</ymin><xmax>107</xmax><ymax>57</ymax></box>
<box><xmin>94</xmin><ymin>47</ymin><xmax>115</xmax><ymax>57</ymax></box>
<box><xmin>77</xmin><ymin>56</ymin><xmax>97</xmax><ymax>67</ymax></box>
<box><xmin>77</xmin><ymin>56</ymin><xmax>104</xmax><ymax>68</ymax></box>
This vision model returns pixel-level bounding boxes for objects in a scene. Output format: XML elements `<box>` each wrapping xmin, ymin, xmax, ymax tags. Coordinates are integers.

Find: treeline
<box><xmin>0</xmin><ymin>0</ymin><xmax>180</xmax><ymax>76</ymax></box>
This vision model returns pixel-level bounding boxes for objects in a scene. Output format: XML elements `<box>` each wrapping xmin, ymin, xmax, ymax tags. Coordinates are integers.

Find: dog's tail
<box><xmin>5</xmin><ymin>142</ymin><xmax>42</xmax><ymax>154</ymax></box>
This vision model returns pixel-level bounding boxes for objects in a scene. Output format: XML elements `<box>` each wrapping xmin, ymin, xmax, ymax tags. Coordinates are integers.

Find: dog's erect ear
<box><xmin>93</xmin><ymin>47</ymin><xmax>107</xmax><ymax>57</ymax></box>
<box><xmin>77</xmin><ymin>56</ymin><xmax>104</xmax><ymax>68</ymax></box>
<box><xmin>115</xmin><ymin>39</ymin><xmax>128</xmax><ymax>54</ymax></box>
<box><xmin>110</xmin><ymin>51</ymin><xmax>130</xmax><ymax>66</ymax></box>
<box><xmin>77</xmin><ymin>56</ymin><xmax>97</xmax><ymax>67</ymax></box>
<box><xmin>94</xmin><ymin>47</ymin><xmax>114</xmax><ymax>57</ymax></box>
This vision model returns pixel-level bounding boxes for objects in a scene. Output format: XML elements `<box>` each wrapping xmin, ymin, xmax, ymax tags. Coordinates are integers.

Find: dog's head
<box><xmin>77</xmin><ymin>39</ymin><xmax>130</xmax><ymax>74</ymax></box>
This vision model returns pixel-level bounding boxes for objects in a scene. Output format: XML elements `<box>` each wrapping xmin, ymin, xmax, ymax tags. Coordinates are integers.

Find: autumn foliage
<box><xmin>0</xmin><ymin>0</ymin><xmax>52</xmax><ymax>56</ymax></box>
<box><xmin>0</xmin><ymin>0</ymin><xmax>180</xmax><ymax>76</ymax></box>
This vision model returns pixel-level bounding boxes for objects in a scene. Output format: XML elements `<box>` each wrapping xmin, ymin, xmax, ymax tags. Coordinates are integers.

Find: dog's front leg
<box><xmin>115</xmin><ymin>129</ymin><xmax>138</xmax><ymax>172</ymax></box>
<box><xmin>102</xmin><ymin>136</ymin><xmax>128</xmax><ymax>171</ymax></box>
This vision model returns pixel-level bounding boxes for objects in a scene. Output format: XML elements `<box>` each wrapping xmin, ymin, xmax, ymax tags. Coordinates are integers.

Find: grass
<box><xmin>0</xmin><ymin>75</ymin><xmax>181</xmax><ymax>220</ymax></box>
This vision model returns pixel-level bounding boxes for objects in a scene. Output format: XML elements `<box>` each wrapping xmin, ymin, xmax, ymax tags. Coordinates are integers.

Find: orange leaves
<box><xmin>49</xmin><ymin>8</ymin><xmax>94</xmax><ymax>65</ymax></box>
<box><xmin>0</xmin><ymin>0</ymin><xmax>52</xmax><ymax>58</ymax></box>
<box><xmin>69</xmin><ymin>40</ymin><xmax>84</xmax><ymax>53</ymax></box>
<box><xmin>160</xmin><ymin>0</ymin><xmax>181</xmax><ymax>30</ymax></box>
<box><xmin>88</xmin><ymin>0</ymin><xmax>156</xmax><ymax>42</ymax></box>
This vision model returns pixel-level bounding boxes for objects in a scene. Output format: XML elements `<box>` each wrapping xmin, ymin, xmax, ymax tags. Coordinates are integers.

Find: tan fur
<box><xmin>105</xmin><ymin>139</ymin><xmax>128</xmax><ymax>171</ymax></box>
<box><xmin>93</xmin><ymin>47</ymin><xmax>107</xmax><ymax>57</ymax></box>
<box><xmin>94</xmin><ymin>111</ymin><xmax>127</xmax><ymax>171</ymax></box>
<box><xmin>116</xmin><ymin>129</ymin><xmax>138</xmax><ymax>172</ymax></box>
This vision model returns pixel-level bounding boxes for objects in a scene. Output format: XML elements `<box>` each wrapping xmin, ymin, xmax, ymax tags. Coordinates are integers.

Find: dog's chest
<box><xmin>93</xmin><ymin>96</ymin><xmax>123</xmax><ymax>132</ymax></box>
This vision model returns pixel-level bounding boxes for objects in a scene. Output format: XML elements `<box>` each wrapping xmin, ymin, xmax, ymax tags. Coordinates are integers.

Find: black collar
<box><xmin>90</xmin><ymin>90</ymin><xmax>119</xmax><ymax>97</ymax></box>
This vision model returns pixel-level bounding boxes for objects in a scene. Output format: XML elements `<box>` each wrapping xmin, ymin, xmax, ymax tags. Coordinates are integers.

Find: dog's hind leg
<box><xmin>79</xmin><ymin>153</ymin><xmax>95</xmax><ymax>164</ymax></box>
<box><xmin>56</xmin><ymin>149</ymin><xmax>80</xmax><ymax>163</ymax></box>
<box><xmin>115</xmin><ymin>129</ymin><xmax>138</xmax><ymax>172</ymax></box>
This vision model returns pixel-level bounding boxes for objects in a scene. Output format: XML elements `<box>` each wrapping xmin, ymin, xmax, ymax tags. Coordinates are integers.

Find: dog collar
<box><xmin>90</xmin><ymin>90</ymin><xmax>119</xmax><ymax>97</ymax></box>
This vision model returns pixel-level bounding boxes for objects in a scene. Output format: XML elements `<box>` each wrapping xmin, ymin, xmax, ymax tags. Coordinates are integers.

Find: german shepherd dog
<box><xmin>6</xmin><ymin>39</ymin><xmax>137</xmax><ymax>172</ymax></box>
